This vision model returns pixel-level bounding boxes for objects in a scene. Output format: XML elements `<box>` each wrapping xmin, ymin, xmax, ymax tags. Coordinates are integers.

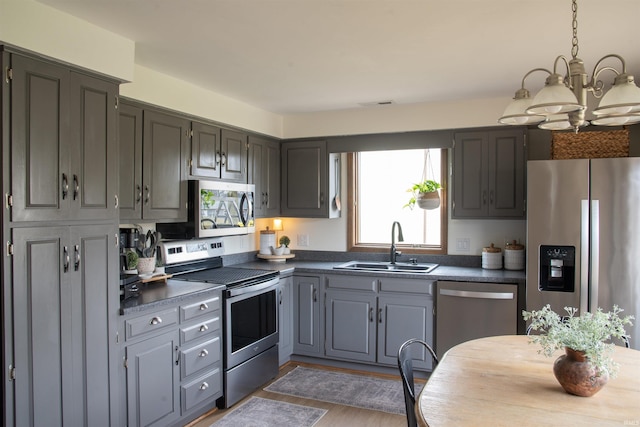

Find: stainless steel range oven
<box><xmin>158</xmin><ymin>238</ymin><xmax>279</xmax><ymax>408</ymax></box>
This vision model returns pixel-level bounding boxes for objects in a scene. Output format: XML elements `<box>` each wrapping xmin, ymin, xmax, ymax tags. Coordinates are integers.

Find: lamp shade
<box><xmin>527</xmin><ymin>74</ymin><xmax>582</xmax><ymax>115</ymax></box>
<box><xmin>591</xmin><ymin>113</ymin><xmax>640</xmax><ymax>126</ymax></box>
<box><xmin>592</xmin><ymin>74</ymin><xmax>640</xmax><ymax>116</ymax></box>
<box><xmin>498</xmin><ymin>96</ymin><xmax>545</xmax><ymax>125</ymax></box>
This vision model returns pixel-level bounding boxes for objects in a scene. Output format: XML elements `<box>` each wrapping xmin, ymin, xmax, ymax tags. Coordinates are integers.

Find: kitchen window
<box><xmin>347</xmin><ymin>149</ymin><xmax>448</xmax><ymax>254</ymax></box>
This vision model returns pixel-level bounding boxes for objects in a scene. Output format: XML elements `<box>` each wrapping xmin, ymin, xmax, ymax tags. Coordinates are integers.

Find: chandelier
<box><xmin>498</xmin><ymin>0</ymin><xmax>640</xmax><ymax>132</ymax></box>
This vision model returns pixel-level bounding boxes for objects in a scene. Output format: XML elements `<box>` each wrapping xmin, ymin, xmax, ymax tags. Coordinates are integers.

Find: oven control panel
<box><xmin>159</xmin><ymin>238</ymin><xmax>224</xmax><ymax>265</ymax></box>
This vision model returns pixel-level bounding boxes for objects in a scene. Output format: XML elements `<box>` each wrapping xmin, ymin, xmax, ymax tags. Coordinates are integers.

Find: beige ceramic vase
<box><xmin>553</xmin><ymin>347</ymin><xmax>609</xmax><ymax>397</ymax></box>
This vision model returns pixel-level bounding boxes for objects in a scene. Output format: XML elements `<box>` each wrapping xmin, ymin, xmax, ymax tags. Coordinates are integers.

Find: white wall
<box><xmin>1</xmin><ymin>0</ymin><xmax>525</xmax><ymax>256</ymax></box>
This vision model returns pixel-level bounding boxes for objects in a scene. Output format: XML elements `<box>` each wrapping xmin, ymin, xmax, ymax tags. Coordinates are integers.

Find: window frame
<box><xmin>346</xmin><ymin>149</ymin><xmax>448</xmax><ymax>254</ymax></box>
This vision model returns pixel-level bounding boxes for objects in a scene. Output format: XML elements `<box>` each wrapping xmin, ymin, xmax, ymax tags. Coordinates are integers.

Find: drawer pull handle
<box><xmin>199</xmin><ymin>303</ymin><xmax>209</xmax><ymax>311</ymax></box>
<box><xmin>199</xmin><ymin>324</ymin><xmax>209</xmax><ymax>332</ymax></box>
<box><xmin>200</xmin><ymin>381</ymin><xmax>209</xmax><ymax>390</ymax></box>
<box><xmin>149</xmin><ymin>317</ymin><xmax>162</xmax><ymax>325</ymax></box>
<box><xmin>199</xmin><ymin>349</ymin><xmax>209</xmax><ymax>358</ymax></box>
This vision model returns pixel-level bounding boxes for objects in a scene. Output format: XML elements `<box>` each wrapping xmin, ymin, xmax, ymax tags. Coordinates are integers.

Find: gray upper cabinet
<box><xmin>190</xmin><ymin>123</ymin><xmax>247</xmax><ymax>182</ymax></box>
<box><xmin>248</xmin><ymin>135</ymin><xmax>280</xmax><ymax>218</ymax></box>
<box><xmin>9</xmin><ymin>54</ymin><xmax>118</xmax><ymax>222</ymax></box>
<box><xmin>119</xmin><ymin>102</ymin><xmax>189</xmax><ymax>222</ymax></box>
<box><xmin>452</xmin><ymin>129</ymin><xmax>526</xmax><ymax>219</ymax></box>
<box><xmin>281</xmin><ymin>140</ymin><xmax>340</xmax><ymax>218</ymax></box>
<box><xmin>11</xmin><ymin>224</ymin><xmax>119</xmax><ymax>427</ymax></box>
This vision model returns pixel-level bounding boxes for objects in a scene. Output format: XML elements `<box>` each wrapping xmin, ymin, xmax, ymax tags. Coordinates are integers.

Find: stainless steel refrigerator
<box><xmin>526</xmin><ymin>158</ymin><xmax>640</xmax><ymax>350</ymax></box>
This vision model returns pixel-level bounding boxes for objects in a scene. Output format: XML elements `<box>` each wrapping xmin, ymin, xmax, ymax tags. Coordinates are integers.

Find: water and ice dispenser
<box><xmin>539</xmin><ymin>245</ymin><xmax>576</xmax><ymax>292</ymax></box>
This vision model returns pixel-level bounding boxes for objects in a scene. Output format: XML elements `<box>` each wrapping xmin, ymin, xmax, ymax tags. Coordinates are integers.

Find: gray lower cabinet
<box><xmin>278</xmin><ymin>275</ymin><xmax>294</xmax><ymax>365</ymax></box>
<box><xmin>324</xmin><ymin>274</ymin><xmax>435</xmax><ymax>370</ymax></box>
<box><xmin>11</xmin><ymin>224</ymin><xmax>120</xmax><ymax>427</ymax></box>
<box><xmin>292</xmin><ymin>275</ymin><xmax>323</xmax><ymax>356</ymax></box>
<box><xmin>452</xmin><ymin>129</ymin><xmax>526</xmax><ymax>218</ymax></box>
<box><xmin>248</xmin><ymin>135</ymin><xmax>280</xmax><ymax>218</ymax></box>
<box><xmin>122</xmin><ymin>289</ymin><xmax>223</xmax><ymax>427</ymax></box>
<box><xmin>9</xmin><ymin>53</ymin><xmax>118</xmax><ymax>222</ymax></box>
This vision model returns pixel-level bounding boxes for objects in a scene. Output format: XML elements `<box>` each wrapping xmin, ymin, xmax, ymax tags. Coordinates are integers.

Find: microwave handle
<box><xmin>239</xmin><ymin>192</ymin><xmax>252</xmax><ymax>226</ymax></box>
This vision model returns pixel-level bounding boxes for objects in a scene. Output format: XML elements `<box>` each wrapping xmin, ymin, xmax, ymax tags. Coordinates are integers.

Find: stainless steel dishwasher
<box><xmin>435</xmin><ymin>281</ymin><xmax>518</xmax><ymax>359</ymax></box>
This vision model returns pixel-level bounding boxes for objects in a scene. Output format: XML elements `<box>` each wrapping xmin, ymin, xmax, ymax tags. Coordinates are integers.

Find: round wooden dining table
<box><xmin>417</xmin><ymin>335</ymin><xmax>640</xmax><ymax>426</ymax></box>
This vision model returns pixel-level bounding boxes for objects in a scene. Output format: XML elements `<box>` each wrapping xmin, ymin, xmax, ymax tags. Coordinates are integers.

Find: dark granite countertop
<box><xmin>120</xmin><ymin>278</ymin><xmax>225</xmax><ymax>316</ymax></box>
<box><xmin>233</xmin><ymin>259</ymin><xmax>525</xmax><ymax>284</ymax></box>
<box><xmin>121</xmin><ymin>255</ymin><xmax>526</xmax><ymax>315</ymax></box>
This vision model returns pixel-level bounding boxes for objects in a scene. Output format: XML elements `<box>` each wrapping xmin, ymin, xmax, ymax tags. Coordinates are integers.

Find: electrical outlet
<box><xmin>297</xmin><ymin>234</ymin><xmax>309</xmax><ymax>247</ymax></box>
<box><xmin>456</xmin><ymin>238</ymin><xmax>470</xmax><ymax>252</ymax></box>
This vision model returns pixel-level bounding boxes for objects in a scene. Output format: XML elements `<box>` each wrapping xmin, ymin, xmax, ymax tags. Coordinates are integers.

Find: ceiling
<box><xmin>36</xmin><ymin>0</ymin><xmax>640</xmax><ymax>115</ymax></box>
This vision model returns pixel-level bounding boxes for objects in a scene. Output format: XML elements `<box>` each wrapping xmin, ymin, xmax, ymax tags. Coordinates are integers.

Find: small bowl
<box><xmin>271</xmin><ymin>246</ymin><xmax>285</xmax><ymax>256</ymax></box>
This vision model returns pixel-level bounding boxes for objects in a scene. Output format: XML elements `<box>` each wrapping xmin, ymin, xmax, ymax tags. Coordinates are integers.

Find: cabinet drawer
<box><xmin>181</xmin><ymin>295</ymin><xmax>221</xmax><ymax>322</ymax></box>
<box><xmin>326</xmin><ymin>275</ymin><xmax>377</xmax><ymax>291</ymax></box>
<box><xmin>180</xmin><ymin>315</ymin><xmax>221</xmax><ymax>345</ymax></box>
<box><xmin>125</xmin><ymin>307</ymin><xmax>178</xmax><ymax>340</ymax></box>
<box><xmin>181</xmin><ymin>368</ymin><xmax>221</xmax><ymax>412</ymax></box>
<box><xmin>181</xmin><ymin>335</ymin><xmax>221</xmax><ymax>378</ymax></box>
<box><xmin>380</xmin><ymin>278</ymin><xmax>434</xmax><ymax>295</ymax></box>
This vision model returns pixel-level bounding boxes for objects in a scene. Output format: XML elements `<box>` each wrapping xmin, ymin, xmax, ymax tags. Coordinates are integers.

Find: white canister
<box><xmin>504</xmin><ymin>240</ymin><xmax>525</xmax><ymax>270</ymax></box>
<box><xmin>482</xmin><ymin>243</ymin><xmax>503</xmax><ymax>270</ymax></box>
<box><xmin>259</xmin><ymin>229</ymin><xmax>276</xmax><ymax>255</ymax></box>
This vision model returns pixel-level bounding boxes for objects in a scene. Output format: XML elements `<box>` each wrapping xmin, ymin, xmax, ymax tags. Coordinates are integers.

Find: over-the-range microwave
<box><xmin>157</xmin><ymin>180</ymin><xmax>255</xmax><ymax>239</ymax></box>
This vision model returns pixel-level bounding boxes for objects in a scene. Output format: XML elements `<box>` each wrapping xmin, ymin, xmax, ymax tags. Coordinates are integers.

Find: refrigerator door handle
<box><xmin>590</xmin><ymin>199</ymin><xmax>600</xmax><ymax>313</ymax></box>
<box><xmin>580</xmin><ymin>200</ymin><xmax>590</xmax><ymax>314</ymax></box>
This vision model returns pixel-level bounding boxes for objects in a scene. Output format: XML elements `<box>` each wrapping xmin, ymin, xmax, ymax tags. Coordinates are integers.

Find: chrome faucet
<box><xmin>390</xmin><ymin>221</ymin><xmax>404</xmax><ymax>264</ymax></box>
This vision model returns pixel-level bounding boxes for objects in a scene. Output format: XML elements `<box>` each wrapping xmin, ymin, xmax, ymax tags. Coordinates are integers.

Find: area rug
<box><xmin>264</xmin><ymin>366</ymin><xmax>420</xmax><ymax>415</ymax></box>
<box><xmin>210</xmin><ymin>396</ymin><xmax>327</xmax><ymax>427</ymax></box>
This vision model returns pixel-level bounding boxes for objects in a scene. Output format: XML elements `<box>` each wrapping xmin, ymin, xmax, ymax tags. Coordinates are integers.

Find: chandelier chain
<box><xmin>571</xmin><ymin>0</ymin><xmax>579</xmax><ymax>59</ymax></box>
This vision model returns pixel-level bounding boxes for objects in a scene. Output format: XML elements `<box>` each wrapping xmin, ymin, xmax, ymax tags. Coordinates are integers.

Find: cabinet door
<box><xmin>325</xmin><ymin>290</ymin><xmax>377</xmax><ymax>363</ymax></box>
<box><xmin>118</xmin><ymin>102</ymin><xmax>143</xmax><ymax>221</ymax></box>
<box><xmin>142</xmin><ymin>109</ymin><xmax>189</xmax><ymax>221</ymax></box>
<box><xmin>377</xmin><ymin>294</ymin><xmax>434</xmax><ymax>370</ymax></box>
<box><xmin>12</xmin><ymin>227</ymin><xmax>70</xmax><ymax>427</ymax></box>
<box><xmin>10</xmin><ymin>55</ymin><xmax>70</xmax><ymax>222</ymax></box>
<box><xmin>281</xmin><ymin>140</ymin><xmax>328</xmax><ymax>217</ymax></box>
<box><xmin>452</xmin><ymin>131</ymin><xmax>488</xmax><ymax>218</ymax></box>
<box><xmin>126</xmin><ymin>329</ymin><xmax>181</xmax><ymax>427</ymax></box>
<box><xmin>69</xmin><ymin>72</ymin><xmax>118</xmax><ymax>221</ymax></box>
<box><xmin>293</xmin><ymin>275</ymin><xmax>322</xmax><ymax>356</ymax></box>
<box><xmin>264</xmin><ymin>139</ymin><xmax>281</xmax><ymax>217</ymax></box>
<box><xmin>278</xmin><ymin>276</ymin><xmax>294</xmax><ymax>365</ymax></box>
<box><xmin>248</xmin><ymin>137</ymin><xmax>266</xmax><ymax>217</ymax></box>
<box><xmin>190</xmin><ymin>121</ymin><xmax>221</xmax><ymax>178</ymax></box>
<box><xmin>69</xmin><ymin>224</ymin><xmax>120</xmax><ymax>426</ymax></box>
<box><xmin>220</xmin><ymin>128</ymin><xmax>247</xmax><ymax>182</ymax></box>
<box><xmin>487</xmin><ymin>130</ymin><xmax>525</xmax><ymax>217</ymax></box>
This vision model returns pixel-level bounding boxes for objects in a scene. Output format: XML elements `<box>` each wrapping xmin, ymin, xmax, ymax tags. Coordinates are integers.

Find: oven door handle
<box><xmin>226</xmin><ymin>277</ymin><xmax>279</xmax><ymax>298</ymax></box>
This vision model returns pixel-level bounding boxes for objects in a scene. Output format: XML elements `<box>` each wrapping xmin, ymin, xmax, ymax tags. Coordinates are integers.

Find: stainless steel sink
<box><xmin>333</xmin><ymin>260</ymin><xmax>439</xmax><ymax>274</ymax></box>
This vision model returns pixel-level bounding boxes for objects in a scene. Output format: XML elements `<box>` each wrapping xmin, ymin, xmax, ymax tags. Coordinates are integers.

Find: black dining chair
<box><xmin>397</xmin><ymin>338</ymin><xmax>439</xmax><ymax>427</ymax></box>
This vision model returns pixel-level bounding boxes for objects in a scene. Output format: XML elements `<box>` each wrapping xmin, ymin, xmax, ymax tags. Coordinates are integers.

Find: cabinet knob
<box><xmin>199</xmin><ymin>382</ymin><xmax>209</xmax><ymax>390</ymax></box>
<box><xmin>199</xmin><ymin>349</ymin><xmax>209</xmax><ymax>358</ymax></box>
<box><xmin>199</xmin><ymin>303</ymin><xmax>209</xmax><ymax>311</ymax></box>
<box><xmin>149</xmin><ymin>316</ymin><xmax>162</xmax><ymax>325</ymax></box>
<box><xmin>199</xmin><ymin>324</ymin><xmax>209</xmax><ymax>332</ymax></box>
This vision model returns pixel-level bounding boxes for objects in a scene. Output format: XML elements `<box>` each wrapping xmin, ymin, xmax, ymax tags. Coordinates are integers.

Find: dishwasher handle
<box><xmin>439</xmin><ymin>288</ymin><xmax>514</xmax><ymax>300</ymax></box>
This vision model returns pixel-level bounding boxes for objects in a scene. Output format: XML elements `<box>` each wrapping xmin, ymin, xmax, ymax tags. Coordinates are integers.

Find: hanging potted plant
<box><xmin>523</xmin><ymin>304</ymin><xmax>634</xmax><ymax>397</ymax></box>
<box><xmin>404</xmin><ymin>179</ymin><xmax>442</xmax><ymax>210</ymax></box>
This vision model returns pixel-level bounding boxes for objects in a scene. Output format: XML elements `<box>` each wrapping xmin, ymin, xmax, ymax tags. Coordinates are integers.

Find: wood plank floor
<box><xmin>186</xmin><ymin>362</ymin><xmax>410</xmax><ymax>427</ymax></box>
